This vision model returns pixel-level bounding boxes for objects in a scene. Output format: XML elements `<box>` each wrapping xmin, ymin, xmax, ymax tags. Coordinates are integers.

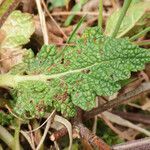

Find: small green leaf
<box><xmin>105</xmin><ymin>2</ymin><xmax>150</xmax><ymax>37</ymax></box>
<box><xmin>0</xmin><ymin>10</ymin><xmax>35</xmax><ymax>49</ymax></box>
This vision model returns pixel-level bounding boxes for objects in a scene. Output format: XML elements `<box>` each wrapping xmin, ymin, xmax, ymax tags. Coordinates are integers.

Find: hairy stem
<box><xmin>13</xmin><ymin>120</ymin><xmax>21</xmax><ymax>150</ymax></box>
<box><xmin>14</xmin><ymin>120</ymin><xmax>21</xmax><ymax>150</ymax></box>
<box><xmin>111</xmin><ymin>0</ymin><xmax>132</xmax><ymax>37</ymax></box>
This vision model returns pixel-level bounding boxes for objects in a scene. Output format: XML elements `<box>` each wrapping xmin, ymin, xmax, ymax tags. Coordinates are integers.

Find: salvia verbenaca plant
<box><xmin>0</xmin><ymin>9</ymin><xmax>150</xmax><ymax>121</ymax></box>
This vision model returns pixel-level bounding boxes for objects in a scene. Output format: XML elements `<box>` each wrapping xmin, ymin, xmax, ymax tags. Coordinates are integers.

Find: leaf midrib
<box><xmin>0</xmin><ymin>54</ymin><xmax>148</xmax><ymax>87</ymax></box>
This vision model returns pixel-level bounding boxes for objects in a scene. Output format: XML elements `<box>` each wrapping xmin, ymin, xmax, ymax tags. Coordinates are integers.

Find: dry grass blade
<box><xmin>25</xmin><ymin>113</ymin><xmax>55</xmax><ymax>133</ymax></box>
<box><xmin>20</xmin><ymin>130</ymin><xmax>36</xmax><ymax>150</ymax></box>
<box><xmin>51</xmin><ymin>11</ymin><xmax>108</xmax><ymax>16</ymax></box>
<box><xmin>35</xmin><ymin>0</ymin><xmax>48</xmax><ymax>44</ymax></box>
<box><xmin>101</xmin><ymin>111</ymin><xmax>150</xmax><ymax>136</ymax></box>
<box><xmin>36</xmin><ymin>109</ymin><xmax>56</xmax><ymax>150</ymax></box>
<box><xmin>112</xmin><ymin>137</ymin><xmax>150</xmax><ymax>150</ymax></box>
<box><xmin>101</xmin><ymin>114</ymin><xmax>132</xmax><ymax>140</ymax></box>
<box><xmin>41</xmin><ymin>0</ymin><xmax>68</xmax><ymax>40</ymax></box>
<box><xmin>28</xmin><ymin>124</ymin><xmax>36</xmax><ymax>150</ymax></box>
<box><xmin>54</xmin><ymin>115</ymin><xmax>73</xmax><ymax>150</ymax></box>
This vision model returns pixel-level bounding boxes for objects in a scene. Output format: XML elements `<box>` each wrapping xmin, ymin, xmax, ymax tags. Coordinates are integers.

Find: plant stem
<box><xmin>0</xmin><ymin>74</ymin><xmax>47</xmax><ymax>87</ymax></box>
<box><xmin>111</xmin><ymin>0</ymin><xmax>132</xmax><ymax>38</ymax></box>
<box><xmin>98</xmin><ymin>0</ymin><xmax>103</xmax><ymax>30</ymax></box>
<box><xmin>14</xmin><ymin>120</ymin><xmax>21</xmax><ymax>150</ymax></box>
<box><xmin>130</xmin><ymin>27</ymin><xmax>150</xmax><ymax>41</ymax></box>
<box><xmin>0</xmin><ymin>125</ymin><xmax>14</xmax><ymax>148</ymax></box>
<box><xmin>54</xmin><ymin>15</ymin><xmax>86</xmax><ymax>60</ymax></box>
<box><xmin>67</xmin><ymin>15</ymin><xmax>86</xmax><ymax>43</ymax></box>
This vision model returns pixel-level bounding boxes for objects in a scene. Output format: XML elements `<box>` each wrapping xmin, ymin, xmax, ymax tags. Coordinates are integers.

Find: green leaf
<box><xmin>105</xmin><ymin>2</ymin><xmax>150</xmax><ymax>37</ymax></box>
<box><xmin>0</xmin><ymin>10</ymin><xmax>35</xmax><ymax>49</ymax></box>
<box><xmin>0</xmin><ymin>27</ymin><xmax>150</xmax><ymax>118</ymax></box>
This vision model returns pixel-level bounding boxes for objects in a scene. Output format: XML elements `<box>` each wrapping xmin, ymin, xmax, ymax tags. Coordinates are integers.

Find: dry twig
<box><xmin>74</xmin><ymin>121</ymin><xmax>111</xmax><ymax>150</ymax></box>
<box><xmin>101</xmin><ymin>114</ymin><xmax>131</xmax><ymax>140</ymax></box>
<box><xmin>112</xmin><ymin>111</ymin><xmax>150</xmax><ymax>125</ymax></box>
<box><xmin>101</xmin><ymin>111</ymin><xmax>150</xmax><ymax>136</ymax></box>
<box><xmin>41</xmin><ymin>0</ymin><xmax>67</xmax><ymax>40</ymax></box>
